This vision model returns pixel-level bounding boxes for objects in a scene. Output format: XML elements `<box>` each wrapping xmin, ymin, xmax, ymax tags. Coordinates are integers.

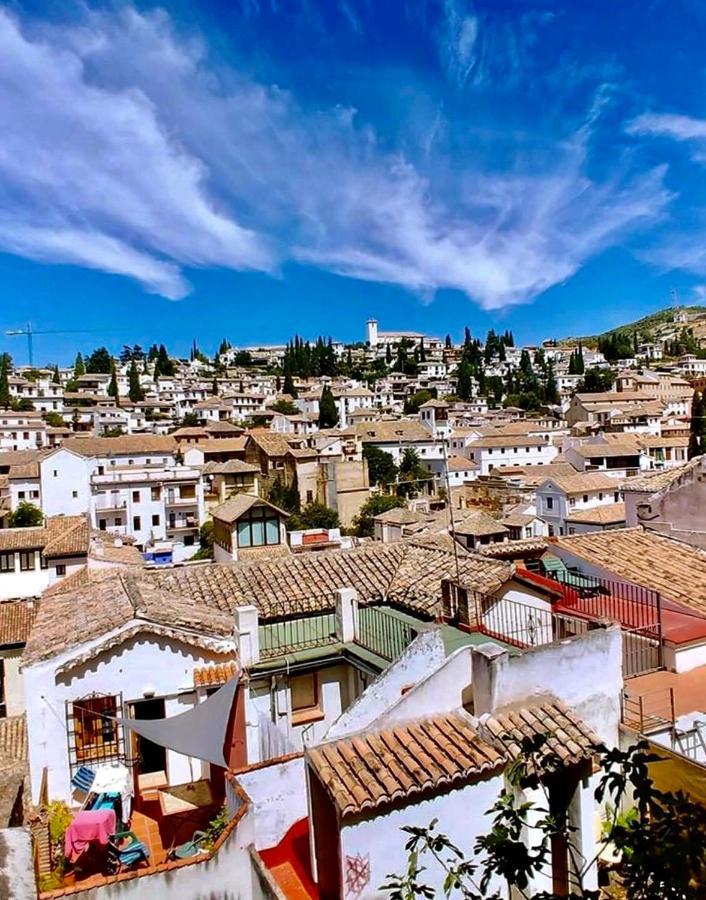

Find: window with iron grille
<box><xmin>0</xmin><ymin>659</ymin><xmax>6</xmax><ymax>718</ymax></box>
<box><xmin>66</xmin><ymin>693</ymin><xmax>124</xmax><ymax>773</ymax></box>
<box><xmin>0</xmin><ymin>553</ymin><xmax>13</xmax><ymax>573</ymax></box>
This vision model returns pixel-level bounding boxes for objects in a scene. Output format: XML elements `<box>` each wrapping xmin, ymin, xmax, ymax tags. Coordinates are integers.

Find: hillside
<box><xmin>560</xmin><ymin>304</ymin><xmax>706</xmax><ymax>348</ymax></box>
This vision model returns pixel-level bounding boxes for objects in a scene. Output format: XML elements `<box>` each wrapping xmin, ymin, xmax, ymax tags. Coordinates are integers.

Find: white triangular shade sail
<box><xmin>116</xmin><ymin>675</ymin><xmax>239</xmax><ymax>768</ymax></box>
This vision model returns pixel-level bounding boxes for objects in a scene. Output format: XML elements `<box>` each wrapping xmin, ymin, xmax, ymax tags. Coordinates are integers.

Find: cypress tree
<box><xmin>689</xmin><ymin>391</ymin><xmax>705</xmax><ymax>459</ymax></box>
<box><xmin>108</xmin><ymin>362</ymin><xmax>120</xmax><ymax>405</ymax></box>
<box><xmin>52</xmin><ymin>365</ymin><xmax>61</xmax><ymax>385</ymax></box>
<box><xmin>0</xmin><ymin>357</ymin><xmax>10</xmax><ymax>409</ymax></box>
<box><xmin>128</xmin><ymin>360</ymin><xmax>144</xmax><ymax>403</ymax></box>
<box><xmin>318</xmin><ymin>385</ymin><xmax>339</xmax><ymax>428</ymax></box>
<box><xmin>74</xmin><ymin>353</ymin><xmax>85</xmax><ymax>378</ymax></box>
<box><xmin>283</xmin><ymin>369</ymin><xmax>297</xmax><ymax>398</ymax></box>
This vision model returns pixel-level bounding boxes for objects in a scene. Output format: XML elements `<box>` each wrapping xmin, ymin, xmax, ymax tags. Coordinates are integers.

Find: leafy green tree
<box><xmin>8</xmin><ymin>501</ymin><xmax>43</xmax><ymax>527</ymax></box>
<box><xmin>267</xmin><ymin>475</ymin><xmax>300</xmax><ymax>514</ymax></box>
<box><xmin>576</xmin><ymin>367</ymin><xmax>615</xmax><ymax>393</ymax></box>
<box><xmin>190</xmin><ymin>522</ymin><xmax>215</xmax><ymax>560</ymax></box>
<box><xmin>0</xmin><ymin>356</ymin><xmax>10</xmax><ymax>409</ymax></box>
<box><xmin>271</xmin><ymin>399</ymin><xmax>299</xmax><ymax>415</ymax></box>
<box><xmin>128</xmin><ymin>360</ymin><xmax>144</xmax><ymax>403</ymax></box>
<box><xmin>73</xmin><ymin>353</ymin><xmax>85</xmax><ymax>378</ymax></box>
<box><xmin>353</xmin><ymin>494</ymin><xmax>406</xmax><ymax>537</ymax></box>
<box><xmin>398</xmin><ymin>448</ymin><xmax>433</xmax><ymax>498</ymax></box>
<box><xmin>43</xmin><ymin>411</ymin><xmax>65</xmax><ymax>427</ymax></box>
<box><xmin>181</xmin><ymin>412</ymin><xmax>199</xmax><ymax>427</ymax></box>
<box><xmin>85</xmin><ymin>347</ymin><xmax>112</xmax><ymax>374</ymax></box>
<box><xmin>404</xmin><ymin>389</ymin><xmax>435</xmax><ymax>415</ymax></box>
<box><xmin>318</xmin><ymin>385</ymin><xmax>339</xmax><ymax>428</ymax></box>
<box><xmin>363</xmin><ymin>445</ymin><xmax>399</xmax><ymax>486</ymax></box>
<box><xmin>287</xmin><ymin>502</ymin><xmax>340</xmax><ymax>532</ymax></box>
<box><xmin>12</xmin><ymin>398</ymin><xmax>35</xmax><ymax>412</ymax></box>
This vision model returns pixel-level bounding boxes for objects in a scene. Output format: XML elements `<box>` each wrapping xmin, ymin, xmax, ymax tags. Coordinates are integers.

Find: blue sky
<box><xmin>2</xmin><ymin>0</ymin><xmax>706</xmax><ymax>363</ymax></box>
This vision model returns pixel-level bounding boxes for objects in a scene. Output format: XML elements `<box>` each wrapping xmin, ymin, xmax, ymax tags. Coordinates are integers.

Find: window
<box><xmin>99</xmin><ymin>519</ymin><xmax>107</xmax><ymax>531</ymax></box>
<box><xmin>306</xmin><ymin>490</ymin><xmax>314</xmax><ymax>504</ymax></box>
<box><xmin>72</xmin><ymin>490</ymin><xmax>78</xmax><ymax>499</ymax></box>
<box><xmin>0</xmin><ymin>553</ymin><xmax>13</xmax><ymax>573</ymax></box>
<box><xmin>151</xmin><ymin>487</ymin><xmax>160</xmax><ymax>501</ymax></box>
<box><xmin>614</xmin><ymin>492</ymin><xmax>620</xmax><ymax>502</ymax></box>
<box><xmin>115</xmin><ymin>517</ymin><xmax>122</xmax><ymax>526</ymax></box>
<box><xmin>56</xmin><ymin>564</ymin><xmax>66</xmax><ymax>576</ymax></box>
<box><xmin>132</xmin><ymin>490</ymin><xmax>140</xmax><ymax>503</ymax></box>
<box><xmin>184</xmin><ymin>534</ymin><xmax>194</xmax><ymax>546</ymax></box>
<box><xmin>545</xmin><ymin>496</ymin><xmax>554</xmax><ymax>510</ymax></box>
<box><xmin>17</xmin><ymin>492</ymin><xmax>25</xmax><ymax>500</ymax></box>
<box><xmin>133</xmin><ymin>516</ymin><xmax>141</xmax><ymax>531</ymax></box>
<box><xmin>97</xmin><ymin>465</ymin><xmax>104</xmax><ymax>475</ymax></box>
<box><xmin>598</xmin><ymin>492</ymin><xmax>603</xmax><ymax>500</ymax></box>
<box><xmin>67</xmin><ymin>694</ymin><xmax>122</xmax><ymax>768</ymax></box>
<box><xmin>19</xmin><ymin>551</ymin><xmax>34</xmax><ymax>571</ymax></box>
<box><xmin>583</xmin><ymin>494</ymin><xmax>589</xmax><ymax>503</ymax></box>
<box><xmin>31</xmin><ymin>491</ymin><xmax>39</xmax><ymax>500</ymax></box>
<box><xmin>23</xmin><ymin>432</ymin><xmax>29</xmax><ymax>440</ymax></box>
<box><xmin>152</xmin><ymin>514</ymin><xmax>160</xmax><ymax>526</ymax></box>
<box><xmin>53</xmin><ymin>470</ymin><xmax>58</xmax><ymax>478</ymax></box>
<box><xmin>290</xmin><ymin>673</ymin><xmax>321</xmax><ymax>724</ymax></box>
<box><xmin>548</xmin><ymin>525</ymin><xmax>555</xmax><ymax>536</ymax></box>
<box><xmin>236</xmin><ymin>506</ymin><xmax>281</xmax><ymax>548</ymax></box>
<box><xmin>0</xmin><ymin>659</ymin><xmax>5</xmax><ymax>718</ymax></box>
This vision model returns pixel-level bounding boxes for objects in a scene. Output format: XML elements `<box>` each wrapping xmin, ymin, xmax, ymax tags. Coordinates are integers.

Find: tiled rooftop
<box><xmin>0</xmin><ymin>600</ymin><xmax>38</xmax><ymax>646</ymax></box>
<box><xmin>551</xmin><ymin>528</ymin><xmax>706</xmax><ymax>616</ymax></box>
<box><xmin>307</xmin><ymin>700</ymin><xmax>598</xmax><ymax>819</ymax></box>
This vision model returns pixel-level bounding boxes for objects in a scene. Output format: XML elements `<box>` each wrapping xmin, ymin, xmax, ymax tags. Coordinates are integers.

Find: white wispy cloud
<box><xmin>0</xmin><ymin>6</ymin><xmax>673</xmax><ymax>308</ymax></box>
<box><xmin>0</xmin><ymin>9</ymin><xmax>273</xmax><ymax>299</ymax></box>
<box><xmin>627</xmin><ymin>112</ymin><xmax>706</xmax><ymax>141</ymax></box>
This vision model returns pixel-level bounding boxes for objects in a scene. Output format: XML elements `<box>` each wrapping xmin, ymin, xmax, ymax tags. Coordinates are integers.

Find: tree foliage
<box><xmin>8</xmin><ymin>501</ymin><xmax>43</xmax><ymax>528</ymax></box>
<box><xmin>576</xmin><ymin>368</ymin><xmax>615</xmax><ymax>393</ymax></box>
<box><xmin>384</xmin><ymin>737</ymin><xmax>706</xmax><ymax>899</ymax></box>
<box><xmin>85</xmin><ymin>347</ymin><xmax>112</xmax><ymax>374</ymax></box>
<box><xmin>0</xmin><ymin>355</ymin><xmax>10</xmax><ymax>409</ymax></box>
<box><xmin>128</xmin><ymin>360</ymin><xmax>145</xmax><ymax>403</ymax></box>
<box><xmin>318</xmin><ymin>385</ymin><xmax>339</xmax><ymax>428</ymax></box>
<box><xmin>363</xmin><ymin>445</ymin><xmax>398</xmax><ymax>487</ymax></box>
<box><xmin>353</xmin><ymin>494</ymin><xmax>406</xmax><ymax>537</ymax></box>
<box><xmin>689</xmin><ymin>391</ymin><xmax>706</xmax><ymax>459</ymax></box>
<box><xmin>287</xmin><ymin>502</ymin><xmax>340</xmax><ymax>532</ymax></box>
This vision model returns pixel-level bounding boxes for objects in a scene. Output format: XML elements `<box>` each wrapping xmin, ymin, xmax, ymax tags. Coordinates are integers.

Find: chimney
<box><xmin>234</xmin><ymin>605</ymin><xmax>260</xmax><ymax>667</ymax></box>
<box><xmin>335</xmin><ymin>587</ymin><xmax>359</xmax><ymax>643</ymax></box>
<box><xmin>471</xmin><ymin>643</ymin><xmax>510</xmax><ymax>716</ymax></box>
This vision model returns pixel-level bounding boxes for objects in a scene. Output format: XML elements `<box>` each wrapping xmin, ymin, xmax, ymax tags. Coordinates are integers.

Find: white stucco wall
<box><xmin>339</xmin><ymin>776</ymin><xmax>505</xmax><ymax>900</ymax></box>
<box><xmin>1</xmin><ymin>647</ymin><xmax>25</xmax><ymax>716</ymax></box>
<box><xmin>23</xmin><ymin>628</ymin><xmax>234</xmax><ymax>804</ymax></box>
<box><xmin>325</xmin><ymin>629</ymin><xmax>448</xmax><ymax>740</ymax></box>
<box><xmin>471</xmin><ymin>625</ymin><xmax>623</xmax><ymax>746</ymax></box>
<box><xmin>40</xmin><ymin>449</ymin><xmax>92</xmax><ymax>517</ymax></box>
<box><xmin>237</xmin><ymin>756</ymin><xmax>307</xmax><ymax>850</ymax></box>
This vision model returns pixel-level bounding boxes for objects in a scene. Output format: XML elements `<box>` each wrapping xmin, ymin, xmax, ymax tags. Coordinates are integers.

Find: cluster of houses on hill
<box><xmin>0</xmin><ymin>316</ymin><xmax>706</xmax><ymax>896</ymax></box>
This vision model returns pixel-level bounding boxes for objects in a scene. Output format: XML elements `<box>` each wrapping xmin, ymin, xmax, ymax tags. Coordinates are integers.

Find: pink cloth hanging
<box><xmin>64</xmin><ymin>808</ymin><xmax>116</xmax><ymax>862</ymax></box>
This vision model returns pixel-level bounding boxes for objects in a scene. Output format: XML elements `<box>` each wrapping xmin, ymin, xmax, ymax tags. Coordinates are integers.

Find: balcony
<box><xmin>165</xmin><ymin>495</ymin><xmax>198</xmax><ymax>507</ymax></box>
<box><xmin>94</xmin><ymin>499</ymin><xmax>127</xmax><ymax>513</ymax></box>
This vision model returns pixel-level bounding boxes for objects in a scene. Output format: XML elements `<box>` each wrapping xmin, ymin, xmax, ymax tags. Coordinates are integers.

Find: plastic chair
<box><xmin>168</xmin><ymin>830</ymin><xmax>208</xmax><ymax>860</ymax></box>
<box><xmin>106</xmin><ymin>831</ymin><xmax>150</xmax><ymax>873</ymax></box>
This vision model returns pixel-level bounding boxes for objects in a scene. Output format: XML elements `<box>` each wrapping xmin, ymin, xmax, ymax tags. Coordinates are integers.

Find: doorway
<box><xmin>131</xmin><ymin>698</ymin><xmax>167</xmax><ymax>775</ymax></box>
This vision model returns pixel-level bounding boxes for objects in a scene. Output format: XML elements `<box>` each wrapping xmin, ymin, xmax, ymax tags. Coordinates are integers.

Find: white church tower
<box><xmin>366</xmin><ymin>318</ymin><xmax>379</xmax><ymax>347</ymax></box>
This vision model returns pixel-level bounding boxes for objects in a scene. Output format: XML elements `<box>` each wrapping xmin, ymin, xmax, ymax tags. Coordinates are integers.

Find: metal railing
<box><xmin>258</xmin><ymin>611</ymin><xmax>337</xmax><ymax>660</ymax></box>
<box><xmin>355</xmin><ymin>606</ymin><xmax>417</xmax><ymax>662</ymax></box>
<box><xmin>623</xmin><ymin>687</ymin><xmax>675</xmax><ymax>734</ymax></box>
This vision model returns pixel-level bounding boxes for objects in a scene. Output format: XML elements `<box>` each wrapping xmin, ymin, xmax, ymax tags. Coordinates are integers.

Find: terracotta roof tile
<box><xmin>565</xmin><ymin>502</ymin><xmax>626</xmax><ymax>525</ymax></box>
<box><xmin>307</xmin><ymin>700</ymin><xmax>598</xmax><ymax>818</ymax></box>
<box><xmin>0</xmin><ymin>515</ymin><xmax>88</xmax><ymax>556</ymax></box>
<box><xmin>307</xmin><ymin>710</ymin><xmax>504</xmax><ymax>817</ymax></box>
<box><xmin>551</xmin><ymin>528</ymin><xmax>706</xmax><ymax>615</ymax></box>
<box><xmin>0</xmin><ymin>716</ymin><xmax>27</xmax><ymax>762</ymax></box>
<box><xmin>0</xmin><ymin>601</ymin><xmax>38</xmax><ymax>646</ymax></box>
<box><xmin>193</xmin><ymin>661</ymin><xmax>238</xmax><ymax>687</ymax></box>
